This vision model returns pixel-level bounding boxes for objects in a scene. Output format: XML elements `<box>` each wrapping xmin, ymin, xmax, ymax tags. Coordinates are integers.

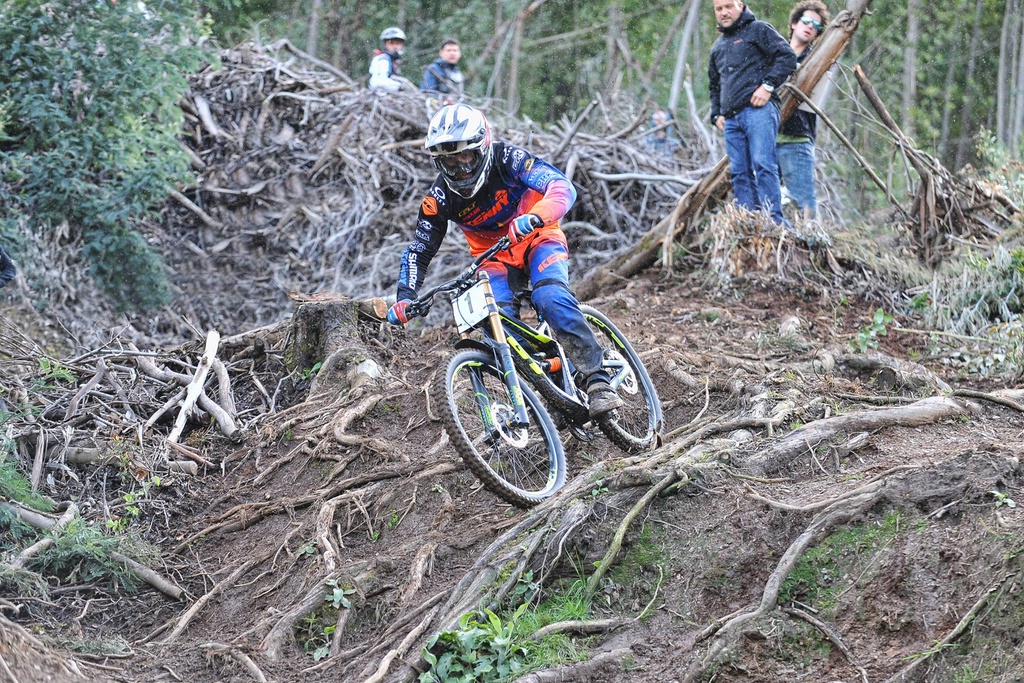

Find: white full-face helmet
<box><xmin>425</xmin><ymin>104</ymin><xmax>493</xmax><ymax>198</ymax></box>
<box><xmin>379</xmin><ymin>27</ymin><xmax>406</xmax><ymax>58</ymax></box>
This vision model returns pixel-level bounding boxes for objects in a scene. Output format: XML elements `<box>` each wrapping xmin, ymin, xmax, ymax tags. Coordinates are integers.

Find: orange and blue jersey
<box><xmin>397</xmin><ymin>142</ymin><xmax>576</xmax><ymax>302</ymax></box>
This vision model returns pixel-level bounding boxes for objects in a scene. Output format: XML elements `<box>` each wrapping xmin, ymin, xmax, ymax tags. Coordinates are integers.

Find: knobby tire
<box><xmin>581</xmin><ymin>306</ymin><xmax>662</xmax><ymax>452</ymax></box>
<box><xmin>439</xmin><ymin>350</ymin><xmax>566</xmax><ymax>507</ymax></box>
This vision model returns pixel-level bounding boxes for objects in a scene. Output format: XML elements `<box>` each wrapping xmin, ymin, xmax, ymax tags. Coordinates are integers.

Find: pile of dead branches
<box><xmin>156</xmin><ymin>39</ymin><xmax>711</xmax><ymax>341</ymax></box>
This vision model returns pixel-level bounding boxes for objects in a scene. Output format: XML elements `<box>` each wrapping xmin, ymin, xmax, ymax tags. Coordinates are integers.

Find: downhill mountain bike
<box><xmin>403</xmin><ymin>237</ymin><xmax>662</xmax><ymax>507</ymax></box>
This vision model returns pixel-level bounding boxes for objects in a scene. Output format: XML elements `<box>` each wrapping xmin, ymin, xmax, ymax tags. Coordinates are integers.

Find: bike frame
<box><xmin>452</xmin><ymin>275</ymin><xmax>589</xmax><ymax>426</ymax></box>
<box><xmin>410</xmin><ymin>236</ymin><xmax>595</xmax><ymax>432</ymax></box>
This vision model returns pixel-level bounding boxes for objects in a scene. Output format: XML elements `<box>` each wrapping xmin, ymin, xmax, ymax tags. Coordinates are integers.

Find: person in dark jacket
<box><xmin>0</xmin><ymin>243</ymin><xmax>16</xmax><ymax>289</ymax></box>
<box><xmin>708</xmin><ymin>1</ymin><xmax>797</xmax><ymax>226</ymax></box>
<box><xmin>777</xmin><ymin>0</ymin><xmax>830</xmax><ymax>219</ymax></box>
<box><xmin>420</xmin><ymin>39</ymin><xmax>464</xmax><ymax>99</ymax></box>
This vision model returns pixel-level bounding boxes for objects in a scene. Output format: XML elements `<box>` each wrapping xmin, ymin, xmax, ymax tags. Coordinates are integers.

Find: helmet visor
<box><xmin>435</xmin><ymin>149</ymin><xmax>482</xmax><ymax>181</ymax></box>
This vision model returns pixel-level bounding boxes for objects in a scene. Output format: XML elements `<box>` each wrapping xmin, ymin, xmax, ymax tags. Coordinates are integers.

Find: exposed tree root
<box><xmin>784</xmin><ymin>607</ymin><xmax>869</xmax><ymax>683</ymax></box>
<box><xmin>200</xmin><ymin>642</ymin><xmax>268</xmax><ymax>682</ymax></box>
<box><xmin>529</xmin><ymin>618</ymin><xmax>628</xmax><ymax>640</ymax></box>
<box><xmin>681</xmin><ymin>486</ymin><xmax>885</xmax><ymax>682</ymax></box>
<box><xmin>748</xmin><ymin>396</ymin><xmax>975</xmax><ymax>475</ymax></box>
<box><xmin>156</xmin><ymin>549</ymin><xmax>276</xmax><ymax>644</ymax></box>
<box><xmin>679</xmin><ymin>449</ymin><xmax>1021</xmax><ymax>681</ymax></box>
<box><xmin>511</xmin><ymin>647</ymin><xmax>633</xmax><ymax>682</ymax></box>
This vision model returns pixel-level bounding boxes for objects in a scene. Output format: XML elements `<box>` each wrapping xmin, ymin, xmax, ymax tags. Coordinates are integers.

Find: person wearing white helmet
<box><xmin>369</xmin><ymin>26</ymin><xmax>407</xmax><ymax>92</ymax></box>
<box><xmin>387</xmin><ymin>104</ymin><xmax>624</xmax><ymax>418</ymax></box>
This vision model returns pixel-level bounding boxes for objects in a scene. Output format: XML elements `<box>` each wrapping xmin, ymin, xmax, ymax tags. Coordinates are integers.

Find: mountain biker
<box><xmin>387</xmin><ymin>103</ymin><xmax>623</xmax><ymax>418</ymax></box>
<box><xmin>369</xmin><ymin>26</ymin><xmax>407</xmax><ymax>92</ymax></box>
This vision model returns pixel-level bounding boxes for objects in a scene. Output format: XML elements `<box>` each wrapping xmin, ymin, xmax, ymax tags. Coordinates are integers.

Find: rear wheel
<box><xmin>440</xmin><ymin>350</ymin><xmax>566</xmax><ymax>507</ymax></box>
<box><xmin>581</xmin><ymin>306</ymin><xmax>663</xmax><ymax>452</ymax></box>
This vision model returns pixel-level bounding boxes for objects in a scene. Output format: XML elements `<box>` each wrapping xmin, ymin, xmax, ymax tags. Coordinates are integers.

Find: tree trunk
<box><xmin>996</xmin><ymin>0</ymin><xmax>1017</xmax><ymax>146</ymax></box>
<box><xmin>667</xmin><ymin>0</ymin><xmax>700</xmax><ymax>116</ymax></box>
<box><xmin>306</xmin><ymin>0</ymin><xmax>321</xmax><ymax>58</ymax></box>
<box><xmin>937</xmin><ymin>0</ymin><xmax>967</xmax><ymax>163</ymax></box>
<box><xmin>604</xmin><ymin>1</ymin><xmax>623</xmax><ymax>97</ymax></box>
<box><xmin>954</xmin><ymin>0</ymin><xmax>986</xmax><ymax>171</ymax></box>
<box><xmin>644</xmin><ymin>1</ymin><xmax>691</xmax><ymax>90</ymax></box>
<box><xmin>901</xmin><ymin>0</ymin><xmax>920</xmax><ymax>141</ymax></box>
<box><xmin>1014</xmin><ymin>9</ymin><xmax>1024</xmax><ymax>156</ymax></box>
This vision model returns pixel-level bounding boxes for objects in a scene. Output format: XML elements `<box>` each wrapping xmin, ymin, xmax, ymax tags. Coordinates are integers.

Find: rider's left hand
<box><xmin>508</xmin><ymin>213</ymin><xmax>543</xmax><ymax>245</ymax></box>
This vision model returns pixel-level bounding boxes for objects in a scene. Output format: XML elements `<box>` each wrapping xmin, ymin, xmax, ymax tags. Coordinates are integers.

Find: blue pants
<box><xmin>777</xmin><ymin>140</ymin><xmax>817</xmax><ymax>218</ymax></box>
<box><xmin>481</xmin><ymin>235</ymin><xmax>605</xmax><ymax>382</ymax></box>
<box><xmin>724</xmin><ymin>103</ymin><xmax>786</xmax><ymax>226</ymax></box>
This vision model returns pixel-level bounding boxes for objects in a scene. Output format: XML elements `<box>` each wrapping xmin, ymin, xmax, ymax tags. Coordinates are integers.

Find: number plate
<box><xmin>452</xmin><ymin>279</ymin><xmax>490</xmax><ymax>332</ymax></box>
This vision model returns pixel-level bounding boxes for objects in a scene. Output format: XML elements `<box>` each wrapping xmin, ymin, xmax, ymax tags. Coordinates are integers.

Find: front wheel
<box><xmin>582</xmin><ymin>306</ymin><xmax>663</xmax><ymax>453</ymax></box>
<box><xmin>440</xmin><ymin>350</ymin><xmax>566</xmax><ymax>507</ymax></box>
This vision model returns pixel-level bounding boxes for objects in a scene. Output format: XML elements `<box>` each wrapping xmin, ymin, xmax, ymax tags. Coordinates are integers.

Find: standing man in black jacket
<box><xmin>709</xmin><ymin>1</ymin><xmax>797</xmax><ymax>226</ymax></box>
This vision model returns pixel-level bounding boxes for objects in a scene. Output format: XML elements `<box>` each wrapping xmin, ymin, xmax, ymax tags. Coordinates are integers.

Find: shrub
<box><xmin>0</xmin><ymin>0</ymin><xmax>214</xmax><ymax>311</ymax></box>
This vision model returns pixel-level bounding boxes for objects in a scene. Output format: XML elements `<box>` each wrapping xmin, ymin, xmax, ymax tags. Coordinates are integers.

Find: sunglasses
<box><xmin>800</xmin><ymin>16</ymin><xmax>824</xmax><ymax>31</ymax></box>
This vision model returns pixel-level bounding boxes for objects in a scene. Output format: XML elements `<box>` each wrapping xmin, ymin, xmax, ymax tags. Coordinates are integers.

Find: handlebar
<box><xmin>405</xmin><ymin>236</ymin><xmax>511</xmax><ymax>319</ymax></box>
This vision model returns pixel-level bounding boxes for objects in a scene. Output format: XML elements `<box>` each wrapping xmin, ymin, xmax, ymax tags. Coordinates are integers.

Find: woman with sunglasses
<box><xmin>777</xmin><ymin>1</ymin><xmax>831</xmax><ymax>220</ymax></box>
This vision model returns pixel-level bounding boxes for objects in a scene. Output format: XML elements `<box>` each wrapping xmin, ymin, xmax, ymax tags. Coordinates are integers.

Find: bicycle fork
<box><xmin>463</xmin><ymin>273</ymin><xmax>531</xmax><ymax>432</ymax></box>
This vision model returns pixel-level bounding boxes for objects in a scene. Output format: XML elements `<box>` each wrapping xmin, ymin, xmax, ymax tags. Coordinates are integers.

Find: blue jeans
<box><xmin>777</xmin><ymin>140</ymin><xmax>817</xmax><ymax>218</ymax></box>
<box><xmin>724</xmin><ymin>103</ymin><xmax>785</xmax><ymax>225</ymax></box>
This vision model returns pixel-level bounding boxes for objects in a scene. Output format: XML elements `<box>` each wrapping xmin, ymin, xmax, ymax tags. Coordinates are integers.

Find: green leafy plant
<box><xmin>386</xmin><ymin>509</ymin><xmax>401</xmax><ymax>529</ymax></box>
<box><xmin>852</xmin><ymin>308</ymin><xmax>894</xmax><ymax>353</ymax></box>
<box><xmin>324</xmin><ymin>579</ymin><xmax>356</xmax><ymax>610</ymax></box>
<box><xmin>32</xmin><ymin>520</ymin><xmax>151</xmax><ymax>591</ymax></box>
<box><xmin>297</xmin><ymin>612</ymin><xmax>336</xmax><ymax>662</ymax></box>
<box><xmin>300</xmin><ymin>361</ymin><xmax>323</xmax><ymax>381</ymax></box>
<box><xmin>106</xmin><ymin>476</ymin><xmax>160</xmax><ymax>533</ymax></box>
<box><xmin>990</xmin><ymin>490</ymin><xmax>1018</xmax><ymax>508</ymax></box>
<box><xmin>37</xmin><ymin>358</ymin><xmax>75</xmax><ymax>383</ymax></box>
<box><xmin>419</xmin><ymin>605</ymin><xmax>530</xmax><ymax>683</ymax></box>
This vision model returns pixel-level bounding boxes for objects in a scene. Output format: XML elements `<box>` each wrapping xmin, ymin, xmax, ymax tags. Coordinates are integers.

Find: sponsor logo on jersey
<box><xmin>523</xmin><ymin>158</ymin><xmax>534</xmax><ymax>172</ymax></box>
<box><xmin>537</xmin><ymin>251</ymin><xmax>568</xmax><ymax>273</ymax></box>
<box><xmin>510</xmin><ymin>149</ymin><xmax>526</xmax><ymax>171</ymax></box>
<box><xmin>529</xmin><ymin>170</ymin><xmax>557</xmax><ymax>187</ymax></box>
<box><xmin>463</xmin><ymin>189</ymin><xmax>510</xmax><ymax>227</ymax></box>
<box><xmin>422</xmin><ymin>197</ymin><xmax>438</xmax><ymax>216</ymax></box>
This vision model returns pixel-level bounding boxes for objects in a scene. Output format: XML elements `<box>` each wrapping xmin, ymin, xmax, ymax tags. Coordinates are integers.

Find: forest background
<box><xmin>2</xmin><ymin>0</ymin><xmax>1024</xmax><ymax>319</ymax></box>
<box><xmin>210</xmin><ymin>0</ymin><xmax>1024</xmax><ymax>182</ymax></box>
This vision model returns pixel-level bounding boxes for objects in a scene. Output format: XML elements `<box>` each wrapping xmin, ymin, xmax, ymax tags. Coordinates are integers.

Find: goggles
<box><xmin>434</xmin><ymin>149</ymin><xmax>481</xmax><ymax>177</ymax></box>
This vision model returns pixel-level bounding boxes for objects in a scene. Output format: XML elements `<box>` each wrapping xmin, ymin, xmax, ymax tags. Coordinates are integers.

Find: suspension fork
<box><xmin>473</xmin><ymin>272</ymin><xmax>531</xmax><ymax>428</ymax></box>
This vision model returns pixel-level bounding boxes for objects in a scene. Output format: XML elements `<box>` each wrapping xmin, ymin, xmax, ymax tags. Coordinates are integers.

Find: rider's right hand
<box><xmin>508</xmin><ymin>213</ymin><xmax>543</xmax><ymax>245</ymax></box>
<box><xmin>388</xmin><ymin>300</ymin><xmax>413</xmax><ymax>326</ymax></box>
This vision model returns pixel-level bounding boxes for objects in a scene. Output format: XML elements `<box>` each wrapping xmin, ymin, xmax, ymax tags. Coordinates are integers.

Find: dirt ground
<box><xmin>2</xmin><ymin>255</ymin><xmax>1023</xmax><ymax>683</ymax></box>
